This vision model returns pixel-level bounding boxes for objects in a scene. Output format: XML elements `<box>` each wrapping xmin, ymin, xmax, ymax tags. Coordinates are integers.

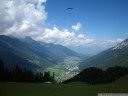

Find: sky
<box><xmin>0</xmin><ymin>0</ymin><xmax>128</xmax><ymax>55</ymax></box>
<box><xmin>46</xmin><ymin>0</ymin><xmax>128</xmax><ymax>40</ymax></box>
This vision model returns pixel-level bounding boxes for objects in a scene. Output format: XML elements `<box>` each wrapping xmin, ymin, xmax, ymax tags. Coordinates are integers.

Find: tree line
<box><xmin>0</xmin><ymin>60</ymin><xmax>55</xmax><ymax>82</ymax></box>
<box><xmin>63</xmin><ymin>66</ymin><xmax>128</xmax><ymax>85</ymax></box>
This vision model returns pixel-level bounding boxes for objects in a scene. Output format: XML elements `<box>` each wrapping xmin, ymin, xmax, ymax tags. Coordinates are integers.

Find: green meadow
<box><xmin>0</xmin><ymin>75</ymin><xmax>128</xmax><ymax>96</ymax></box>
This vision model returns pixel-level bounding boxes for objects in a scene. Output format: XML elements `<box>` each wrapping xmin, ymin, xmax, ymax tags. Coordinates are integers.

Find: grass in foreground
<box><xmin>0</xmin><ymin>75</ymin><xmax>128</xmax><ymax>96</ymax></box>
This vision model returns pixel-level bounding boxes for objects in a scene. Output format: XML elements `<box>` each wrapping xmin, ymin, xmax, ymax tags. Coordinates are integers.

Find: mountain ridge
<box><xmin>79</xmin><ymin>38</ymin><xmax>128</xmax><ymax>70</ymax></box>
<box><xmin>0</xmin><ymin>35</ymin><xmax>84</xmax><ymax>71</ymax></box>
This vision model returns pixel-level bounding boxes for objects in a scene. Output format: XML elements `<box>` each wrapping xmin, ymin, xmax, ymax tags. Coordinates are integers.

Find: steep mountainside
<box><xmin>0</xmin><ymin>35</ymin><xmax>84</xmax><ymax>70</ymax></box>
<box><xmin>80</xmin><ymin>39</ymin><xmax>128</xmax><ymax>70</ymax></box>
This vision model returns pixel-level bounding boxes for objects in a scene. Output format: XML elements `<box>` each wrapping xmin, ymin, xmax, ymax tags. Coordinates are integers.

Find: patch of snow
<box><xmin>112</xmin><ymin>41</ymin><xmax>128</xmax><ymax>50</ymax></box>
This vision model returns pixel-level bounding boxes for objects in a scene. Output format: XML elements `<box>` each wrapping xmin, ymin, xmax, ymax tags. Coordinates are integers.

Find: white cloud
<box><xmin>81</xmin><ymin>38</ymin><xmax>123</xmax><ymax>48</ymax></box>
<box><xmin>96</xmin><ymin>39</ymin><xmax>123</xmax><ymax>48</ymax></box>
<box><xmin>72</xmin><ymin>22</ymin><xmax>81</xmax><ymax>31</ymax></box>
<box><xmin>69</xmin><ymin>38</ymin><xmax>124</xmax><ymax>55</ymax></box>
<box><xmin>0</xmin><ymin>0</ymin><xmax>47</xmax><ymax>37</ymax></box>
<box><xmin>35</xmin><ymin>27</ymin><xmax>94</xmax><ymax>46</ymax></box>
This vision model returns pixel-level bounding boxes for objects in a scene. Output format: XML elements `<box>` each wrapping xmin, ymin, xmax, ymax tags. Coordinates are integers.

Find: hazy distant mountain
<box><xmin>79</xmin><ymin>39</ymin><xmax>128</xmax><ymax>70</ymax></box>
<box><xmin>0</xmin><ymin>35</ymin><xmax>84</xmax><ymax>71</ymax></box>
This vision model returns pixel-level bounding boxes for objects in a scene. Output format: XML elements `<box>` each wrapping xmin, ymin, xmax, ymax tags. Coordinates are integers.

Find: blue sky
<box><xmin>45</xmin><ymin>0</ymin><xmax>128</xmax><ymax>40</ymax></box>
<box><xmin>0</xmin><ymin>0</ymin><xmax>128</xmax><ymax>55</ymax></box>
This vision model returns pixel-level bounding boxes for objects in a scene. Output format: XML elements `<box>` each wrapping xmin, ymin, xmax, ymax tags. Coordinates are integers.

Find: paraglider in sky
<box><xmin>67</xmin><ymin>8</ymin><xmax>74</xmax><ymax>14</ymax></box>
<box><xmin>67</xmin><ymin>8</ymin><xmax>74</xmax><ymax>10</ymax></box>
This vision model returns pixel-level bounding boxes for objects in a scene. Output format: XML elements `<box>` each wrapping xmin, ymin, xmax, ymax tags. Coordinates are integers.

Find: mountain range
<box><xmin>80</xmin><ymin>39</ymin><xmax>128</xmax><ymax>70</ymax></box>
<box><xmin>0</xmin><ymin>35</ymin><xmax>84</xmax><ymax>71</ymax></box>
<box><xmin>1</xmin><ymin>35</ymin><xmax>128</xmax><ymax>82</ymax></box>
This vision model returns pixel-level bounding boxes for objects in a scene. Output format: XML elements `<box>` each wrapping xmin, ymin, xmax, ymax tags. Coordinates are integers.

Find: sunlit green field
<box><xmin>0</xmin><ymin>75</ymin><xmax>128</xmax><ymax>96</ymax></box>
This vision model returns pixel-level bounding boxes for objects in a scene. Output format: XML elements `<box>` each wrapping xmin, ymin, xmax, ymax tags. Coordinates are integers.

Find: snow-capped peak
<box><xmin>112</xmin><ymin>39</ymin><xmax>128</xmax><ymax>50</ymax></box>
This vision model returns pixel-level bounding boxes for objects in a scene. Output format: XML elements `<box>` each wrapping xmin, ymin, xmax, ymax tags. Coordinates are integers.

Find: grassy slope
<box><xmin>0</xmin><ymin>75</ymin><xmax>128</xmax><ymax>96</ymax></box>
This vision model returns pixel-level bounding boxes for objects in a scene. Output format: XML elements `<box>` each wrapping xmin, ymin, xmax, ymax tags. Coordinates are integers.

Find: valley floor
<box><xmin>0</xmin><ymin>79</ymin><xmax>128</xmax><ymax>96</ymax></box>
